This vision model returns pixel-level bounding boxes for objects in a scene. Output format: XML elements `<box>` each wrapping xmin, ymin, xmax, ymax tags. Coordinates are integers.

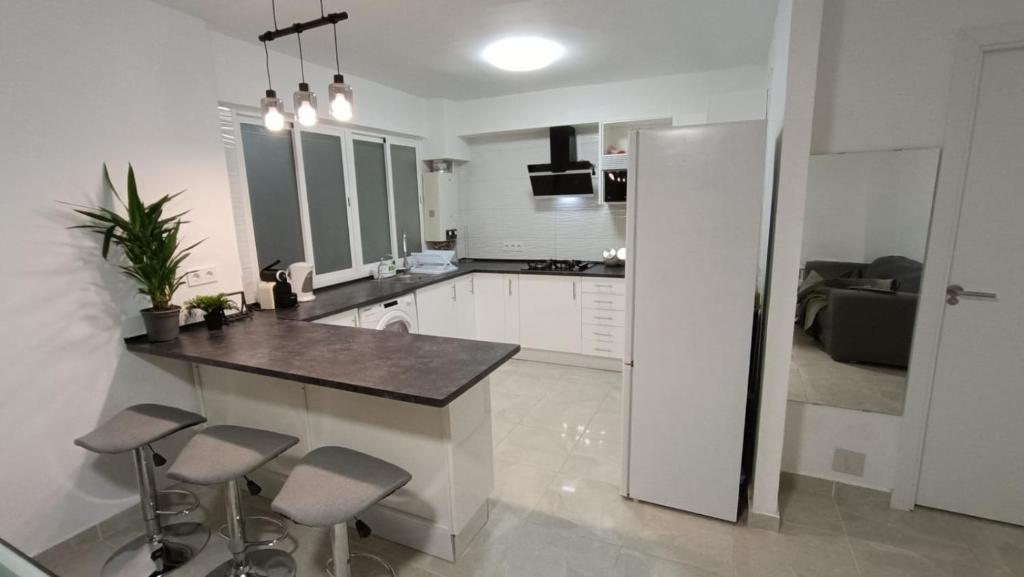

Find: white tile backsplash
<box><xmin>458</xmin><ymin>131</ymin><xmax>626</xmax><ymax>261</ymax></box>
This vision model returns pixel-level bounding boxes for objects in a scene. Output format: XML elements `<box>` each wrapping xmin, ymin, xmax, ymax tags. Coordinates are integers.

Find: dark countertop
<box><xmin>126</xmin><ymin>315</ymin><xmax>520</xmax><ymax>407</ymax></box>
<box><xmin>276</xmin><ymin>259</ymin><xmax>626</xmax><ymax>322</ymax></box>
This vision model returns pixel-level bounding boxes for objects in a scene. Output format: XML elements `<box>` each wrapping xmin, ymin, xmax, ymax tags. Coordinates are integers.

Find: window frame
<box><xmin>228</xmin><ymin>108</ymin><xmax>425</xmax><ymax>294</ymax></box>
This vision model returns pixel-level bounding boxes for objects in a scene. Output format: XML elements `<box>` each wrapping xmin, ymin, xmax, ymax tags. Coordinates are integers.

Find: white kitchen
<box><xmin>4</xmin><ymin>2</ymin><xmax>1024</xmax><ymax>577</ymax></box>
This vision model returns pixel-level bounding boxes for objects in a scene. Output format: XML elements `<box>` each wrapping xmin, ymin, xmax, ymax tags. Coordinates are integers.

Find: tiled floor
<box><xmin>789</xmin><ymin>330</ymin><xmax>908</xmax><ymax>416</ymax></box>
<box><xmin>37</xmin><ymin>360</ymin><xmax>1024</xmax><ymax>577</ymax></box>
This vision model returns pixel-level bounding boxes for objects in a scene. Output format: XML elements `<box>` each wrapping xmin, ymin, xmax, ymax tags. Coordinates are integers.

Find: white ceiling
<box><xmin>155</xmin><ymin>0</ymin><xmax>779</xmax><ymax>100</ymax></box>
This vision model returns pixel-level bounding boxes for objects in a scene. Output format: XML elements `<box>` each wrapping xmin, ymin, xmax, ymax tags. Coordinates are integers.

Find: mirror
<box><xmin>788</xmin><ymin>148</ymin><xmax>939</xmax><ymax>416</ymax></box>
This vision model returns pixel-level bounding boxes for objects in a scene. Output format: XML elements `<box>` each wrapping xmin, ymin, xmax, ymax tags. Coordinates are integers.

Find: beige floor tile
<box><xmin>585</xmin><ymin>410</ymin><xmax>622</xmax><ymax>440</ymax></box>
<box><xmin>614</xmin><ymin>548</ymin><xmax>729</xmax><ymax>577</ymax></box>
<box><xmin>491</xmin><ymin>390</ymin><xmax>544</xmax><ymax>423</ymax></box>
<box><xmin>545</xmin><ymin>379</ymin><xmax>610</xmax><ymax>406</ymax></box>
<box><xmin>521</xmin><ymin>397</ymin><xmax>599</xmax><ymax>438</ymax></box>
<box><xmin>494</xmin><ymin>425</ymin><xmax>577</xmax><ymax>472</ymax></box>
<box><xmin>849</xmin><ymin>536</ymin><xmax>1006</xmax><ymax>577</ymax></box>
<box><xmin>573</xmin><ymin>434</ymin><xmax>622</xmax><ymax>462</ymax></box>
<box><xmin>734</xmin><ymin>522</ymin><xmax>859</xmax><ymax>577</ymax></box>
<box><xmin>491</xmin><ymin>374</ymin><xmax>558</xmax><ymax>399</ymax></box>
<box><xmin>779</xmin><ymin>484</ymin><xmax>844</xmax><ymax>534</ymax></box>
<box><xmin>492</xmin><ymin>458</ymin><xmax>560</xmax><ymax>513</ymax></box>
<box><xmin>528</xmin><ymin>474</ymin><xmax>642</xmax><ymax>546</ymax></box>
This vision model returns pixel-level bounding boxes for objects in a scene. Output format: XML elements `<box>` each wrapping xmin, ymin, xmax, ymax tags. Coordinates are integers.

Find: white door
<box><xmin>915</xmin><ymin>44</ymin><xmax>1024</xmax><ymax>525</ymax></box>
<box><xmin>518</xmin><ymin>275</ymin><xmax>581</xmax><ymax>354</ymax></box>
<box><xmin>625</xmin><ymin>122</ymin><xmax>763</xmax><ymax>522</ymax></box>
<box><xmin>474</xmin><ymin>274</ymin><xmax>507</xmax><ymax>342</ymax></box>
<box><xmin>455</xmin><ymin>276</ymin><xmax>477</xmax><ymax>339</ymax></box>
<box><xmin>415</xmin><ymin>281</ymin><xmax>457</xmax><ymax>338</ymax></box>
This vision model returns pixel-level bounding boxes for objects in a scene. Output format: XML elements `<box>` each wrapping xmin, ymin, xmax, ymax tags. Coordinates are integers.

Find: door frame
<box><xmin>892</xmin><ymin>21</ymin><xmax>1024</xmax><ymax>510</ymax></box>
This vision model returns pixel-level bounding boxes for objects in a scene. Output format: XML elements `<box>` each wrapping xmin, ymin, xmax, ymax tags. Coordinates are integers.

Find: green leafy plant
<box><xmin>69</xmin><ymin>164</ymin><xmax>203</xmax><ymax>311</ymax></box>
<box><xmin>185</xmin><ymin>294</ymin><xmax>239</xmax><ymax>315</ymax></box>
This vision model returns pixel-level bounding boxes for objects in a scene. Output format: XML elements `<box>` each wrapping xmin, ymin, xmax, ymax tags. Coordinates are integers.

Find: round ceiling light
<box><xmin>482</xmin><ymin>37</ymin><xmax>565</xmax><ymax>72</ymax></box>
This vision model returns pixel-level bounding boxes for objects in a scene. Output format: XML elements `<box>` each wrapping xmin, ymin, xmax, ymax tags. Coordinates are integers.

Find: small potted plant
<box><xmin>69</xmin><ymin>164</ymin><xmax>203</xmax><ymax>342</ymax></box>
<box><xmin>185</xmin><ymin>294</ymin><xmax>238</xmax><ymax>331</ymax></box>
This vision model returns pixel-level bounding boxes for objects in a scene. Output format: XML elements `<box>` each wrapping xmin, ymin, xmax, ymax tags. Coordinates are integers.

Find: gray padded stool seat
<box><xmin>169</xmin><ymin>425</ymin><xmax>299</xmax><ymax>577</ymax></box>
<box><xmin>271</xmin><ymin>447</ymin><xmax>411</xmax><ymax>577</ymax></box>
<box><xmin>74</xmin><ymin>404</ymin><xmax>209</xmax><ymax>577</ymax></box>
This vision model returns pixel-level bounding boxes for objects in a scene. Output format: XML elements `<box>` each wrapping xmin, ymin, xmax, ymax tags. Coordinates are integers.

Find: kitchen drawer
<box><xmin>582</xmin><ymin>339</ymin><xmax>624</xmax><ymax>358</ymax></box>
<box><xmin>582</xmin><ymin>309</ymin><xmax>626</xmax><ymax>327</ymax></box>
<box><xmin>583</xmin><ymin>324</ymin><xmax>625</xmax><ymax>343</ymax></box>
<box><xmin>582</xmin><ymin>278</ymin><xmax>625</xmax><ymax>295</ymax></box>
<box><xmin>582</xmin><ymin>293</ymin><xmax>625</xmax><ymax>311</ymax></box>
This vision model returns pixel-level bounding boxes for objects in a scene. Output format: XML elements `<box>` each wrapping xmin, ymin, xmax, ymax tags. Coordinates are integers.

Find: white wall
<box><xmin>452</xmin><ymin>67</ymin><xmax>768</xmax><ymax>137</ymax></box>
<box><xmin>812</xmin><ymin>0</ymin><xmax>1024</xmax><ymax>154</ymax></box>
<box><xmin>751</xmin><ymin>0</ymin><xmax>824</xmax><ymax>526</ymax></box>
<box><xmin>457</xmin><ymin>129</ymin><xmax>626</xmax><ymax>261</ymax></box>
<box><xmin>802</xmin><ymin>148</ymin><xmax>940</xmax><ymax>265</ymax></box>
<box><xmin>783</xmin><ymin>402</ymin><xmax>901</xmax><ymax>491</ymax></box>
<box><xmin>0</xmin><ymin>0</ymin><xmax>245</xmax><ymax>555</ymax></box>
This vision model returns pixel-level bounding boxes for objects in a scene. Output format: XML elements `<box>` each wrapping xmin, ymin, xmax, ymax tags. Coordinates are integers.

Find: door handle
<box><xmin>946</xmin><ymin>284</ymin><xmax>997</xmax><ymax>305</ymax></box>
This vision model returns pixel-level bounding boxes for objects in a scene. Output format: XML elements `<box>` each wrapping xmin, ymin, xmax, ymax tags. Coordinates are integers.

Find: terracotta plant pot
<box><xmin>140</xmin><ymin>306</ymin><xmax>181</xmax><ymax>342</ymax></box>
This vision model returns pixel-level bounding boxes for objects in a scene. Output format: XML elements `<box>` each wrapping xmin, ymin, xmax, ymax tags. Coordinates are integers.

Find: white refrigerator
<box><xmin>621</xmin><ymin>121</ymin><xmax>765</xmax><ymax>522</ymax></box>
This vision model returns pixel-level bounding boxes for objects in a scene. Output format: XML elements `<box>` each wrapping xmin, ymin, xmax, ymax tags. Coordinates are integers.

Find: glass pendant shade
<box><xmin>328</xmin><ymin>74</ymin><xmax>354</xmax><ymax>121</ymax></box>
<box><xmin>260</xmin><ymin>89</ymin><xmax>285</xmax><ymax>131</ymax></box>
<box><xmin>293</xmin><ymin>82</ymin><xmax>318</xmax><ymax>127</ymax></box>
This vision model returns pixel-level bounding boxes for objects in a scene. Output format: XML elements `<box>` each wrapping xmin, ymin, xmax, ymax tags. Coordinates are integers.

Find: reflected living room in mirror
<box><xmin>789</xmin><ymin>148</ymin><xmax>940</xmax><ymax>416</ymax></box>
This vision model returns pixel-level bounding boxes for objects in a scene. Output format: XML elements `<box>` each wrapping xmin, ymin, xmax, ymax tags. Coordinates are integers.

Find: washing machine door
<box><xmin>377</xmin><ymin>310</ymin><xmax>415</xmax><ymax>333</ymax></box>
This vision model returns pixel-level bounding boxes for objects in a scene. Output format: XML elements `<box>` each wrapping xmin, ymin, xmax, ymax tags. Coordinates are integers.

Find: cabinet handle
<box><xmin>595</xmin><ymin>316</ymin><xmax>613</xmax><ymax>321</ymax></box>
<box><xmin>470</xmin><ymin>277</ymin><xmax>475</xmax><ymax>294</ymax></box>
<box><xmin>594</xmin><ymin>347</ymin><xmax>612</xmax><ymax>353</ymax></box>
<box><xmin>451</xmin><ymin>285</ymin><xmax>456</xmax><ymax>301</ymax></box>
<box><xmin>595</xmin><ymin>284</ymin><xmax>612</xmax><ymax>288</ymax></box>
<box><xmin>572</xmin><ymin>282</ymin><xmax>576</xmax><ymax>301</ymax></box>
<box><xmin>508</xmin><ymin>278</ymin><xmax>512</xmax><ymax>297</ymax></box>
<box><xmin>595</xmin><ymin>299</ymin><xmax>613</xmax><ymax>304</ymax></box>
<box><xmin>593</xmin><ymin>332</ymin><xmax>613</xmax><ymax>337</ymax></box>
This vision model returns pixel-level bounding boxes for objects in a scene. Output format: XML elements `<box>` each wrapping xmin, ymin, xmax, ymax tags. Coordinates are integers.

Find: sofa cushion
<box><xmin>865</xmin><ymin>256</ymin><xmax>923</xmax><ymax>293</ymax></box>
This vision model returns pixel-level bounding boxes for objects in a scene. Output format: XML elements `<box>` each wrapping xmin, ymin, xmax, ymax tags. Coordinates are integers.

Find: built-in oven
<box><xmin>603</xmin><ymin>169</ymin><xmax>628</xmax><ymax>203</ymax></box>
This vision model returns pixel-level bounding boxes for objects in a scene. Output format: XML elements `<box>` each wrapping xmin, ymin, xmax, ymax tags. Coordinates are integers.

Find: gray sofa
<box><xmin>802</xmin><ymin>256</ymin><xmax>923</xmax><ymax>368</ymax></box>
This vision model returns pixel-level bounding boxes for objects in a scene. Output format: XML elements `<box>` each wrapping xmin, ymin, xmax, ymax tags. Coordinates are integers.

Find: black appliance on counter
<box><xmin>522</xmin><ymin>260</ymin><xmax>596</xmax><ymax>273</ymax></box>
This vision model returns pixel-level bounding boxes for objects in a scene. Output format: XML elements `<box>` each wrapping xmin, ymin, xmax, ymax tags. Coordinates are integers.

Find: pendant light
<box><xmin>328</xmin><ymin>18</ymin><xmax>354</xmax><ymax>121</ymax></box>
<box><xmin>259</xmin><ymin>41</ymin><xmax>285</xmax><ymax>131</ymax></box>
<box><xmin>293</xmin><ymin>32</ymin><xmax>318</xmax><ymax>127</ymax></box>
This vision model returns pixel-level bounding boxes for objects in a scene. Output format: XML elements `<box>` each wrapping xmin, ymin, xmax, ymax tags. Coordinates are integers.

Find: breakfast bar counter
<box><xmin>127</xmin><ymin>314</ymin><xmax>519</xmax><ymax>562</ymax></box>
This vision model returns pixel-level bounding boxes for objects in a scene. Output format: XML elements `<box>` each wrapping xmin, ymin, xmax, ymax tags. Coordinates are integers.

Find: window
<box><xmin>238</xmin><ymin>123</ymin><xmax>306</xmax><ymax>269</ymax></box>
<box><xmin>230</xmin><ymin>111</ymin><xmax>423</xmax><ymax>291</ymax></box>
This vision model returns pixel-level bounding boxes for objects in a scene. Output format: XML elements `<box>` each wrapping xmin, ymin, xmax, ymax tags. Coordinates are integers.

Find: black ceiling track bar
<box><xmin>258</xmin><ymin>11</ymin><xmax>348</xmax><ymax>43</ymax></box>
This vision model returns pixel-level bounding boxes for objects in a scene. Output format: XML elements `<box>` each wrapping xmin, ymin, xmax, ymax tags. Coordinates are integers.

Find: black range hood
<box><xmin>527</xmin><ymin>126</ymin><xmax>595</xmax><ymax>197</ymax></box>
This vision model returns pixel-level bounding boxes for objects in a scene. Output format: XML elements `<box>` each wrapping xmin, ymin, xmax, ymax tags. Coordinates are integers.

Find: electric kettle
<box><xmin>288</xmin><ymin>262</ymin><xmax>315</xmax><ymax>302</ymax></box>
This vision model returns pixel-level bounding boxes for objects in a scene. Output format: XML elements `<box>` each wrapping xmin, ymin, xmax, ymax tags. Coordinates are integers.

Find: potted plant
<box><xmin>185</xmin><ymin>294</ymin><xmax>238</xmax><ymax>331</ymax></box>
<box><xmin>70</xmin><ymin>164</ymin><xmax>203</xmax><ymax>342</ymax></box>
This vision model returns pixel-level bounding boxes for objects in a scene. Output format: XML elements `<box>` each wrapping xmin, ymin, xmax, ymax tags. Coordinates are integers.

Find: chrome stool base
<box><xmin>326</xmin><ymin>553</ymin><xmax>397</xmax><ymax>577</ymax></box>
<box><xmin>205</xmin><ymin>548</ymin><xmax>296</xmax><ymax>577</ymax></box>
<box><xmin>156</xmin><ymin>489</ymin><xmax>202</xmax><ymax>517</ymax></box>
<box><xmin>217</xmin><ymin>515</ymin><xmax>289</xmax><ymax>547</ymax></box>
<box><xmin>102</xmin><ymin>522</ymin><xmax>210</xmax><ymax>577</ymax></box>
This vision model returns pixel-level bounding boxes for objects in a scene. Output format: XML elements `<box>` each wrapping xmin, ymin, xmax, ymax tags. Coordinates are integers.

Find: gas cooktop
<box><xmin>522</xmin><ymin>260</ymin><xmax>597</xmax><ymax>272</ymax></box>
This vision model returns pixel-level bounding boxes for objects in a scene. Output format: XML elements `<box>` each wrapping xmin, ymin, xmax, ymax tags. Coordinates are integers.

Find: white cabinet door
<box><xmin>505</xmin><ymin>275</ymin><xmax>520</xmax><ymax>344</ymax></box>
<box><xmin>474</xmin><ymin>273</ymin><xmax>506</xmax><ymax>342</ymax></box>
<box><xmin>518</xmin><ymin>275</ymin><xmax>581</xmax><ymax>354</ymax></box>
<box><xmin>416</xmin><ymin>280</ymin><xmax>457</xmax><ymax>338</ymax></box>
<box><xmin>455</xmin><ymin>276</ymin><xmax>476</xmax><ymax>339</ymax></box>
<box><xmin>313</xmin><ymin>308</ymin><xmax>359</xmax><ymax>327</ymax></box>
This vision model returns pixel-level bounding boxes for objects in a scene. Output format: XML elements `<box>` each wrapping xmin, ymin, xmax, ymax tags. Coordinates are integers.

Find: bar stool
<box><xmin>168</xmin><ymin>425</ymin><xmax>299</xmax><ymax>577</ymax></box>
<box><xmin>74</xmin><ymin>404</ymin><xmax>210</xmax><ymax>577</ymax></box>
<box><xmin>271</xmin><ymin>447</ymin><xmax>412</xmax><ymax>577</ymax></box>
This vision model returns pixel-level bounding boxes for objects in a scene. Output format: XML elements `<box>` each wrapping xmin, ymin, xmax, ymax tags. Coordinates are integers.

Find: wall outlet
<box><xmin>502</xmin><ymin>241</ymin><xmax>524</xmax><ymax>252</ymax></box>
<box><xmin>186</xmin><ymin>266</ymin><xmax>218</xmax><ymax>287</ymax></box>
<box><xmin>832</xmin><ymin>448</ymin><xmax>866</xmax><ymax>477</ymax></box>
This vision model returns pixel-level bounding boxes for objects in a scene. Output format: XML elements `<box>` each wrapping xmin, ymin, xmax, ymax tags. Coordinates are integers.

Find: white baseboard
<box><xmin>515</xmin><ymin>349</ymin><xmax>622</xmax><ymax>371</ymax></box>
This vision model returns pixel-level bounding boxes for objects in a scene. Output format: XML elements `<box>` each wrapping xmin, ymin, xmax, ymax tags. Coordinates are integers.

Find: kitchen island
<box><xmin>126</xmin><ymin>315</ymin><xmax>519</xmax><ymax>561</ymax></box>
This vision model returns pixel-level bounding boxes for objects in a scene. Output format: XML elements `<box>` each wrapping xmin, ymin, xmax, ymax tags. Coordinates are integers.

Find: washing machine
<box><xmin>357</xmin><ymin>294</ymin><xmax>418</xmax><ymax>333</ymax></box>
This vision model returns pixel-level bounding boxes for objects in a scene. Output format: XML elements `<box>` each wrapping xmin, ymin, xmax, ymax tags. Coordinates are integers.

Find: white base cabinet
<box><xmin>416</xmin><ymin>280</ymin><xmax>458</xmax><ymax>338</ymax></box>
<box><xmin>455</xmin><ymin>276</ymin><xmax>476</xmax><ymax>339</ymax></box>
<box><xmin>473</xmin><ymin>273</ymin><xmax>519</xmax><ymax>344</ymax></box>
<box><xmin>518</xmin><ymin>275</ymin><xmax>582</xmax><ymax>354</ymax></box>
